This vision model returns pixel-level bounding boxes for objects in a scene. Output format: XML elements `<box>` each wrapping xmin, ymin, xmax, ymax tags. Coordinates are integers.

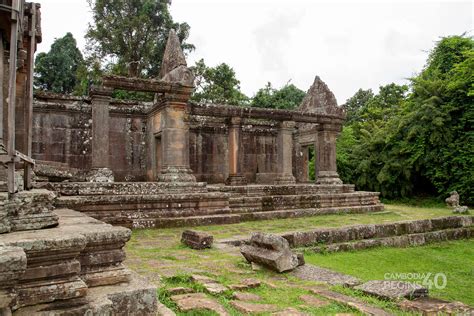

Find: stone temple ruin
<box><xmin>1</xmin><ymin>1</ymin><xmax>384</xmax><ymax>314</ymax></box>
<box><xmin>28</xmin><ymin>31</ymin><xmax>383</xmax><ymax>229</ymax></box>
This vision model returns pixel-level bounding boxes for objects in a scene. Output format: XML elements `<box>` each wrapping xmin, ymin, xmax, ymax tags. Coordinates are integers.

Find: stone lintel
<box><xmin>189</xmin><ymin>103</ymin><xmax>345</xmax><ymax>125</ymax></box>
<box><xmin>102</xmin><ymin>75</ymin><xmax>193</xmax><ymax>94</ymax></box>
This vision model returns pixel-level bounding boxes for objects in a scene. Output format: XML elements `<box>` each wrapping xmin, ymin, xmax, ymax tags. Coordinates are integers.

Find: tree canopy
<box><xmin>86</xmin><ymin>0</ymin><xmax>194</xmax><ymax>78</ymax></box>
<box><xmin>191</xmin><ymin>59</ymin><xmax>249</xmax><ymax>105</ymax></box>
<box><xmin>34</xmin><ymin>33</ymin><xmax>85</xmax><ymax>94</ymax></box>
<box><xmin>337</xmin><ymin>35</ymin><xmax>473</xmax><ymax>204</ymax></box>
<box><xmin>251</xmin><ymin>82</ymin><xmax>306</xmax><ymax>110</ymax></box>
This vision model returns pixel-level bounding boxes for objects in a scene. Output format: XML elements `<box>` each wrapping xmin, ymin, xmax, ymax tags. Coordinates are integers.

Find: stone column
<box><xmin>89</xmin><ymin>86</ymin><xmax>114</xmax><ymax>182</ymax></box>
<box><xmin>226</xmin><ymin>117</ymin><xmax>247</xmax><ymax>185</ymax></box>
<box><xmin>275</xmin><ymin>121</ymin><xmax>296</xmax><ymax>184</ymax></box>
<box><xmin>158</xmin><ymin>96</ymin><xmax>196</xmax><ymax>183</ymax></box>
<box><xmin>315</xmin><ymin>124</ymin><xmax>342</xmax><ymax>185</ymax></box>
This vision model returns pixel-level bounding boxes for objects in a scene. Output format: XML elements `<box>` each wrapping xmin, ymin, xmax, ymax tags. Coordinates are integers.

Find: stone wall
<box><xmin>33</xmin><ymin>93</ymin><xmax>148</xmax><ymax>181</ymax></box>
<box><xmin>189</xmin><ymin>115</ymin><xmax>279</xmax><ymax>183</ymax></box>
<box><xmin>32</xmin><ymin>93</ymin><xmax>345</xmax><ymax>184</ymax></box>
<box><xmin>32</xmin><ymin>96</ymin><xmax>297</xmax><ymax>184</ymax></box>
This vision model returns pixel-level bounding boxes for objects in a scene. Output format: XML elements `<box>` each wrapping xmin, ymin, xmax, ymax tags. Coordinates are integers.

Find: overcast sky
<box><xmin>37</xmin><ymin>0</ymin><xmax>472</xmax><ymax>103</ymax></box>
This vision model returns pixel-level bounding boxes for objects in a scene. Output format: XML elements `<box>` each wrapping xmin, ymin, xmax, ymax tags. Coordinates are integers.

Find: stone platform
<box><xmin>0</xmin><ymin>208</ymin><xmax>157</xmax><ymax>315</ymax></box>
<box><xmin>48</xmin><ymin>182</ymin><xmax>383</xmax><ymax>228</ymax></box>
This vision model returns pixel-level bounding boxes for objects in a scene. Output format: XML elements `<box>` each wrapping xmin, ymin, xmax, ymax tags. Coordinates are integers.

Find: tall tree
<box><xmin>343</xmin><ymin>88</ymin><xmax>374</xmax><ymax>124</ymax></box>
<box><xmin>337</xmin><ymin>35</ymin><xmax>474</xmax><ymax>204</ymax></box>
<box><xmin>86</xmin><ymin>0</ymin><xmax>194</xmax><ymax>77</ymax></box>
<box><xmin>252</xmin><ymin>82</ymin><xmax>306</xmax><ymax>110</ymax></box>
<box><xmin>34</xmin><ymin>33</ymin><xmax>85</xmax><ymax>94</ymax></box>
<box><xmin>191</xmin><ymin>59</ymin><xmax>249</xmax><ymax>105</ymax></box>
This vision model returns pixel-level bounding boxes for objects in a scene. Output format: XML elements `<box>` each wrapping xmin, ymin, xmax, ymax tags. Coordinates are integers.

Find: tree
<box><xmin>34</xmin><ymin>33</ymin><xmax>85</xmax><ymax>94</ymax></box>
<box><xmin>86</xmin><ymin>0</ymin><xmax>194</xmax><ymax>77</ymax></box>
<box><xmin>191</xmin><ymin>59</ymin><xmax>249</xmax><ymax>105</ymax></box>
<box><xmin>337</xmin><ymin>35</ymin><xmax>474</xmax><ymax>204</ymax></box>
<box><xmin>343</xmin><ymin>88</ymin><xmax>374</xmax><ymax>124</ymax></box>
<box><xmin>251</xmin><ymin>82</ymin><xmax>306</xmax><ymax>110</ymax></box>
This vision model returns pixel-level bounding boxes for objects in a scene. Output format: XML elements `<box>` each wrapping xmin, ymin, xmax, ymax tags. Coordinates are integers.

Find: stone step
<box><xmin>284</xmin><ymin>215</ymin><xmax>474</xmax><ymax>247</ymax></box>
<box><xmin>129</xmin><ymin>205</ymin><xmax>384</xmax><ymax>228</ymax></box>
<box><xmin>229</xmin><ymin>192</ymin><xmax>381</xmax><ymax>212</ymax></box>
<box><xmin>49</xmin><ymin>181</ymin><xmax>209</xmax><ymax>196</ymax></box>
<box><xmin>306</xmin><ymin>227</ymin><xmax>474</xmax><ymax>253</ymax></box>
<box><xmin>208</xmin><ymin>183</ymin><xmax>356</xmax><ymax>196</ymax></box>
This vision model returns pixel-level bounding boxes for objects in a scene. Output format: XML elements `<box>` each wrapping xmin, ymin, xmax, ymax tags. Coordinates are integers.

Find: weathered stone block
<box><xmin>240</xmin><ymin>233</ymin><xmax>300</xmax><ymax>273</ymax></box>
<box><xmin>181</xmin><ymin>230</ymin><xmax>213</xmax><ymax>249</ymax></box>
<box><xmin>4</xmin><ymin>190</ymin><xmax>59</xmax><ymax>232</ymax></box>
<box><xmin>355</xmin><ymin>280</ymin><xmax>428</xmax><ymax>300</ymax></box>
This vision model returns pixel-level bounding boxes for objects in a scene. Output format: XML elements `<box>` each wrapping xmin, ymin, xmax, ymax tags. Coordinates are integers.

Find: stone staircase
<box><xmin>49</xmin><ymin>182</ymin><xmax>384</xmax><ymax>229</ymax></box>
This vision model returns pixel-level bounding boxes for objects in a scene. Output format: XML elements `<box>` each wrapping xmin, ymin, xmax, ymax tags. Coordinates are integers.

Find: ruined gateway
<box><xmin>0</xmin><ymin>1</ymin><xmax>382</xmax><ymax>314</ymax></box>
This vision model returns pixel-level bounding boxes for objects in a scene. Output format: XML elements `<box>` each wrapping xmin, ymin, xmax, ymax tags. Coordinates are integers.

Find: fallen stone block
<box><xmin>167</xmin><ymin>287</ymin><xmax>194</xmax><ymax>295</ymax></box>
<box><xmin>228</xmin><ymin>278</ymin><xmax>261</xmax><ymax>291</ymax></box>
<box><xmin>291</xmin><ymin>264</ymin><xmax>361</xmax><ymax>287</ymax></box>
<box><xmin>171</xmin><ymin>293</ymin><xmax>229</xmax><ymax>316</ymax></box>
<box><xmin>240</xmin><ymin>232</ymin><xmax>300</xmax><ymax>273</ymax></box>
<box><xmin>355</xmin><ymin>280</ymin><xmax>428</xmax><ymax>300</ymax></box>
<box><xmin>310</xmin><ymin>287</ymin><xmax>392</xmax><ymax>316</ymax></box>
<box><xmin>299</xmin><ymin>294</ymin><xmax>330</xmax><ymax>307</ymax></box>
<box><xmin>191</xmin><ymin>274</ymin><xmax>228</xmax><ymax>295</ymax></box>
<box><xmin>398</xmin><ymin>297</ymin><xmax>474</xmax><ymax>315</ymax></box>
<box><xmin>232</xmin><ymin>292</ymin><xmax>261</xmax><ymax>301</ymax></box>
<box><xmin>181</xmin><ymin>230</ymin><xmax>213</xmax><ymax>249</ymax></box>
<box><xmin>453</xmin><ymin>206</ymin><xmax>469</xmax><ymax>214</ymax></box>
<box><xmin>230</xmin><ymin>301</ymin><xmax>279</xmax><ymax>314</ymax></box>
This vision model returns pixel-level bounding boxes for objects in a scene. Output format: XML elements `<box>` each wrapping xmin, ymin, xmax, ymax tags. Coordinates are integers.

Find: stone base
<box><xmin>274</xmin><ymin>174</ymin><xmax>296</xmax><ymax>185</ymax></box>
<box><xmin>158</xmin><ymin>166</ymin><xmax>196</xmax><ymax>182</ymax></box>
<box><xmin>316</xmin><ymin>171</ymin><xmax>342</xmax><ymax>185</ymax></box>
<box><xmin>12</xmin><ymin>272</ymin><xmax>157</xmax><ymax>316</ymax></box>
<box><xmin>85</xmin><ymin>168</ymin><xmax>114</xmax><ymax>183</ymax></box>
<box><xmin>226</xmin><ymin>175</ymin><xmax>248</xmax><ymax>186</ymax></box>
<box><xmin>0</xmin><ymin>209</ymin><xmax>157</xmax><ymax>314</ymax></box>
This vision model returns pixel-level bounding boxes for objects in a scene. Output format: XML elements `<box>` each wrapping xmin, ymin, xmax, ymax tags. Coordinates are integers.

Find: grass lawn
<box><xmin>304</xmin><ymin>239</ymin><xmax>474</xmax><ymax>306</ymax></box>
<box><xmin>124</xmin><ymin>201</ymin><xmax>472</xmax><ymax>314</ymax></box>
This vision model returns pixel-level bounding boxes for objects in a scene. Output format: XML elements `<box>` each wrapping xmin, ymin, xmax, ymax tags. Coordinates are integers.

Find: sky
<box><xmin>37</xmin><ymin>0</ymin><xmax>473</xmax><ymax>103</ymax></box>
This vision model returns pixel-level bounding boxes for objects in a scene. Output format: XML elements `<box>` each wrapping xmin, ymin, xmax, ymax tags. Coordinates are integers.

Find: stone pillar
<box><xmin>158</xmin><ymin>97</ymin><xmax>196</xmax><ymax>182</ymax></box>
<box><xmin>315</xmin><ymin>124</ymin><xmax>342</xmax><ymax>185</ymax></box>
<box><xmin>89</xmin><ymin>86</ymin><xmax>114</xmax><ymax>182</ymax></box>
<box><xmin>275</xmin><ymin>121</ymin><xmax>296</xmax><ymax>184</ymax></box>
<box><xmin>226</xmin><ymin>117</ymin><xmax>247</xmax><ymax>185</ymax></box>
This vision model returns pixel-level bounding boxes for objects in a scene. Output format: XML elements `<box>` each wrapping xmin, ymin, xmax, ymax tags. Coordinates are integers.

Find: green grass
<box><xmin>304</xmin><ymin>239</ymin><xmax>474</xmax><ymax>305</ymax></box>
<box><xmin>124</xmin><ymin>202</ymin><xmax>472</xmax><ymax>314</ymax></box>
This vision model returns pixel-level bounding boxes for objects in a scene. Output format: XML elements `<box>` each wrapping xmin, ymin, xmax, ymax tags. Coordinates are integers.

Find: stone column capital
<box><xmin>89</xmin><ymin>85</ymin><xmax>113</xmax><ymax>99</ymax></box>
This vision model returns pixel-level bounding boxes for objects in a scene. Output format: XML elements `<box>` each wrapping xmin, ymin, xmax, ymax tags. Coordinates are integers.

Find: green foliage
<box><xmin>34</xmin><ymin>33</ymin><xmax>85</xmax><ymax>94</ymax></box>
<box><xmin>191</xmin><ymin>59</ymin><xmax>249</xmax><ymax>105</ymax></box>
<box><xmin>86</xmin><ymin>0</ymin><xmax>194</xmax><ymax>77</ymax></box>
<box><xmin>343</xmin><ymin>88</ymin><xmax>374</xmax><ymax>124</ymax></box>
<box><xmin>337</xmin><ymin>35</ymin><xmax>474</xmax><ymax>204</ymax></box>
<box><xmin>251</xmin><ymin>82</ymin><xmax>306</xmax><ymax>110</ymax></box>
